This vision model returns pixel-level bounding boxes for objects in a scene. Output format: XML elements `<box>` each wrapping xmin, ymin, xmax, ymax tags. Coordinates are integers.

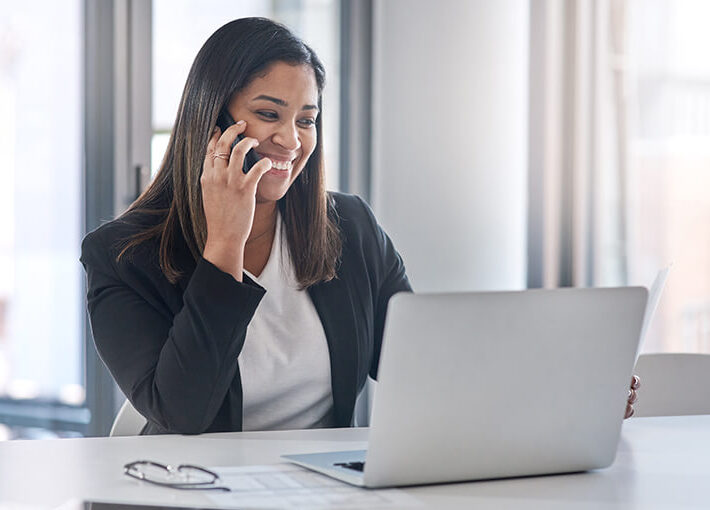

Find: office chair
<box><xmin>110</xmin><ymin>399</ymin><xmax>147</xmax><ymax>436</ymax></box>
<box><xmin>633</xmin><ymin>353</ymin><xmax>710</xmax><ymax>417</ymax></box>
<box><xmin>352</xmin><ymin>377</ymin><xmax>376</xmax><ymax>427</ymax></box>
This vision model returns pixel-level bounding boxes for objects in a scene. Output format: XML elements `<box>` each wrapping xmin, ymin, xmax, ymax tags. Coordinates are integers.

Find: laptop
<box><xmin>283</xmin><ymin>285</ymin><xmax>652</xmax><ymax>488</ymax></box>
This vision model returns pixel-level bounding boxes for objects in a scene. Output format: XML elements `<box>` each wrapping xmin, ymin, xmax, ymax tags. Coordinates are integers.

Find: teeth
<box><xmin>269</xmin><ymin>159</ymin><xmax>292</xmax><ymax>170</ymax></box>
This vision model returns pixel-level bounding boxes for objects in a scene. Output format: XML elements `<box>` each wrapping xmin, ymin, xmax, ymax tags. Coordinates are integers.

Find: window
<box><xmin>528</xmin><ymin>0</ymin><xmax>710</xmax><ymax>354</ymax></box>
<box><xmin>625</xmin><ymin>0</ymin><xmax>710</xmax><ymax>353</ymax></box>
<box><xmin>0</xmin><ymin>1</ymin><xmax>85</xmax><ymax>439</ymax></box>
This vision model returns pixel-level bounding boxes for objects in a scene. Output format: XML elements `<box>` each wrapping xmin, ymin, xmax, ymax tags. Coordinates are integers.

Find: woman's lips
<box><xmin>254</xmin><ymin>152</ymin><xmax>296</xmax><ymax>178</ymax></box>
<box><xmin>255</xmin><ymin>151</ymin><xmax>296</xmax><ymax>167</ymax></box>
<box><xmin>266</xmin><ymin>168</ymin><xmax>290</xmax><ymax>178</ymax></box>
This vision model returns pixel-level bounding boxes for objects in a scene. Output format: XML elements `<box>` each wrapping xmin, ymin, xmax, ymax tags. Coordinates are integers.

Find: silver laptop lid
<box><xmin>364</xmin><ymin>287</ymin><xmax>647</xmax><ymax>487</ymax></box>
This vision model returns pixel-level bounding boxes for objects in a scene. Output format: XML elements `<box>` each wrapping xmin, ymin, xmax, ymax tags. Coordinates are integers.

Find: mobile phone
<box><xmin>215</xmin><ymin>109</ymin><xmax>261</xmax><ymax>174</ymax></box>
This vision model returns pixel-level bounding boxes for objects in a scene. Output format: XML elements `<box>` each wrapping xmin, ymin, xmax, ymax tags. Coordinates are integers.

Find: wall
<box><xmin>371</xmin><ymin>0</ymin><xmax>529</xmax><ymax>292</ymax></box>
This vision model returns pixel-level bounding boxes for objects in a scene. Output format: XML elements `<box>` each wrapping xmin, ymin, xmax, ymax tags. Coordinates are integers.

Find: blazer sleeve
<box><xmin>80</xmin><ymin>229</ymin><xmax>265</xmax><ymax>434</ymax></box>
<box><xmin>352</xmin><ymin>196</ymin><xmax>413</xmax><ymax>379</ymax></box>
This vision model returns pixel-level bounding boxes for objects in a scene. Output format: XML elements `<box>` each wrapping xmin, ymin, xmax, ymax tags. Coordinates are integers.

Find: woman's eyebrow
<box><xmin>251</xmin><ymin>94</ymin><xmax>318</xmax><ymax>111</ymax></box>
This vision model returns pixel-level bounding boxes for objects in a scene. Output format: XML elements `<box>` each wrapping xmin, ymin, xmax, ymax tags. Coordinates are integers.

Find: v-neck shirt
<box><xmin>240</xmin><ymin>212</ymin><xmax>335</xmax><ymax>431</ymax></box>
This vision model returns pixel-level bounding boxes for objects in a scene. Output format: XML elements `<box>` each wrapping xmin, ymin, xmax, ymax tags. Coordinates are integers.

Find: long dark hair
<box><xmin>118</xmin><ymin>17</ymin><xmax>341</xmax><ymax>287</ymax></box>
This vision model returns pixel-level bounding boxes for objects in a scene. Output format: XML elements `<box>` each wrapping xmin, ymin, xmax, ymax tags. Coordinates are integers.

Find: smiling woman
<box><xmin>225</xmin><ymin>63</ymin><xmax>320</xmax><ymax>203</ymax></box>
<box><xmin>79</xmin><ymin>18</ymin><xmax>412</xmax><ymax>435</ymax></box>
<box><xmin>201</xmin><ymin>60</ymin><xmax>329</xmax><ymax>283</ymax></box>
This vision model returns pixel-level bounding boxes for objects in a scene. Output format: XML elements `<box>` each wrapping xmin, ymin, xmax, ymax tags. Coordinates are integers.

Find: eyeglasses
<box><xmin>124</xmin><ymin>460</ymin><xmax>231</xmax><ymax>492</ymax></box>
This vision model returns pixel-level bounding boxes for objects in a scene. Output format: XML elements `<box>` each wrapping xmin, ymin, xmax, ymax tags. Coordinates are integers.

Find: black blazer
<box><xmin>80</xmin><ymin>192</ymin><xmax>411</xmax><ymax>434</ymax></box>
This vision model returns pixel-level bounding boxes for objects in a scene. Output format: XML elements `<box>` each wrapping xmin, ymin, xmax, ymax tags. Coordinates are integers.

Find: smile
<box><xmin>269</xmin><ymin>159</ymin><xmax>292</xmax><ymax>170</ymax></box>
<box><xmin>255</xmin><ymin>152</ymin><xmax>296</xmax><ymax>170</ymax></box>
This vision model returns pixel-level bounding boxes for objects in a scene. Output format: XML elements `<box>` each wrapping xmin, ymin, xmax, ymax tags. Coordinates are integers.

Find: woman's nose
<box><xmin>273</xmin><ymin>122</ymin><xmax>300</xmax><ymax>151</ymax></box>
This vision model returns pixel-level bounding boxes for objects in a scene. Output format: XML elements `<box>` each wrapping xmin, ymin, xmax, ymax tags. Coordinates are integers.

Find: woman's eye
<box><xmin>257</xmin><ymin>111</ymin><xmax>278</xmax><ymax>120</ymax></box>
<box><xmin>256</xmin><ymin>111</ymin><xmax>315</xmax><ymax>127</ymax></box>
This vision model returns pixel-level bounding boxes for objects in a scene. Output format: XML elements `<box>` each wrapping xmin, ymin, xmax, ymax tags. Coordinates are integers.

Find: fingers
<box><xmin>244</xmin><ymin>156</ymin><xmax>273</xmax><ymax>186</ymax></box>
<box><xmin>625</xmin><ymin>403</ymin><xmax>634</xmax><ymax>419</ymax></box>
<box><xmin>215</xmin><ymin>119</ymin><xmax>247</xmax><ymax>156</ymax></box>
<box><xmin>628</xmin><ymin>388</ymin><xmax>638</xmax><ymax>404</ymax></box>
<box><xmin>624</xmin><ymin>376</ymin><xmax>640</xmax><ymax>420</ymax></box>
<box><xmin>204</xmin><ymin>119</ymin><xmax>268</xmax><ymax>189</ymax></box>
<box><xmin>210</xmin><ymin>121</ymin><xmax>248</xmax><ymax>171</ymax></box>
<box><xmin>631</xmin><ymin>375</ymin><xmax>641</xmax><ymax>390</ymax></box>
<box><xmin>203</xmin><ymin>127</ymin><xmax>221</xmax><ymax>170</ymax></box>
<box><xmin>229</xmin><ymin>136</ymin><xmax>261</xmax><ymax>174</ymax></box>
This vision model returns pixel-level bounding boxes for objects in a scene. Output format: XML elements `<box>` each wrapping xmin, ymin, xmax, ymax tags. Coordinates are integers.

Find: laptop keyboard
<box><xmin>334</xmin><ymin>461</ymin><xmax>365</xmax><ymax>472</ymax></box>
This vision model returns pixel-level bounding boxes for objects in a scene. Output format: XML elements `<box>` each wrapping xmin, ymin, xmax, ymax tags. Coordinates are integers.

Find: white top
<box><xmin>240</xmin><ymin>212</ymin><xmax>335</xmax><ymax>431</ymax></box>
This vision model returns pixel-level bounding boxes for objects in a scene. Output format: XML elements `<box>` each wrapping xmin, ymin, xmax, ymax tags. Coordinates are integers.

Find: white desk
<box><xmin>0</xmin><ymin>415</ymin><xmax>708</xmax><ymax>509</ymax></box>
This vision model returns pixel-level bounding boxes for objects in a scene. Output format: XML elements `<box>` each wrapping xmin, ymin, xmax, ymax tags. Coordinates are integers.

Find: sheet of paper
<box><xmin>636</xmin><ymin>265</ymin><xmax>671</xmax><ymax>360</ymax></box>
<box><xmin>206</xmin><ymin>464</ymin><xmax>420</xmax><ymax>509</ymax></box>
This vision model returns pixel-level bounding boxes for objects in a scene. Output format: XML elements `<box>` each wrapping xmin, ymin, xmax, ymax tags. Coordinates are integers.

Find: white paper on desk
<box><xmin>206</xmin><ymin>464</ymin><xmax>420</xmax><ymax>509</ymax></box>
<box><xmin>636</xmin><ymin>265</ymin><xmax>671</xmax><ymax>361</ymax></box>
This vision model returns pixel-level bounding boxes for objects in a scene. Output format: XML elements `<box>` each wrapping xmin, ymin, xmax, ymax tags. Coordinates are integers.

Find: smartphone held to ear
<box><xmin>215</xmin><ymin>110</ymin><xmax>261</xmax><ymax>174</ymax></box>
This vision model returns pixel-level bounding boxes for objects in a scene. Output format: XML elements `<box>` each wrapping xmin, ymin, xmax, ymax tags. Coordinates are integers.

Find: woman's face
<box><xmin>226</xmin><ymin>61</ymin><xmax>320</xmax><ymax>203</ymax></box>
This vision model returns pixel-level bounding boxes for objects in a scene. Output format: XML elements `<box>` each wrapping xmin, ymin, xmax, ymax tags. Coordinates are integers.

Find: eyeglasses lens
<box><xmin>133</xmin><ymin>463</ymin><xmax>215</xmax><ymax>485</ymax></box>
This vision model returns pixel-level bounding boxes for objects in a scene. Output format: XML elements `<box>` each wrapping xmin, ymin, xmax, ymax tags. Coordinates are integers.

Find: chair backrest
<box><xmin>110</xmin><ymin>399</ymin><xmax>148</xmax><ymax>436</ymax></box>
<box><xmin>352</xmin><ymin>377</ymin><xmax>377</xmax><ymax>427</ymax></box>
<box><xmin>633</xmin><ymin>353</ymin><xmax>710</xmax><ymax>417</ymax></box>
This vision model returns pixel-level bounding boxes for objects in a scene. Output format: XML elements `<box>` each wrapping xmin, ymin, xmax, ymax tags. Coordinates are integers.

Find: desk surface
<box><xmin>0</xmin><ymin>415</ymin><xmax>708</xmax><ymax>509</ymax></box>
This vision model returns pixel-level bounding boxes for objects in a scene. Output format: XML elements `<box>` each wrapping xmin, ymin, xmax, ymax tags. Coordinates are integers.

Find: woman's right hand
<box><xmin>201</xmin><ymin>121</ymin><xmax>273</xmax><ymax>280</ymax></box>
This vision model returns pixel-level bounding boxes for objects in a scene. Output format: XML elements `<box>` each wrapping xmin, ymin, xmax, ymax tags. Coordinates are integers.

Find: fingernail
<box><xmin>236</xmin><ymin>120</ymin><xmax>245</xmax><ymax>125</ymax></box>
<box><xmin>253</xmin><ymin>140</ymin><xmax>259</xmax><ymax>146</ymax></box>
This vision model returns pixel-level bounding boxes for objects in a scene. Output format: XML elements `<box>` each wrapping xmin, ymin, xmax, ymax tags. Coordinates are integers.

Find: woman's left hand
<box><xmin>624</xmin><ymin>375</ymin><xmax>641</xmax><ymax>419</ymax></box>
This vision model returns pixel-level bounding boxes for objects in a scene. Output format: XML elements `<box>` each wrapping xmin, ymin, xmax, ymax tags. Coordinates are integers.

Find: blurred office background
<box><xmin>0</xmin><ymin>0</ymin><xmax>708</xmax><ymax>439</ymax></box>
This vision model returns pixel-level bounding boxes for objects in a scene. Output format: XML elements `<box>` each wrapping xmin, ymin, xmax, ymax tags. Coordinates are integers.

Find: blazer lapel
<box><xmin>173</xmin><ymin>227</ymin><xmax>359</xmax><ymax>427</ymax></box>
<box><xmin>309</xmin><ymin>275</ymin><xmax>359</xmax><ymax>427</ymax></box>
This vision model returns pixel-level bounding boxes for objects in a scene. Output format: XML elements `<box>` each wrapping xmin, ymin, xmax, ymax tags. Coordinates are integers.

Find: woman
<box><xmin>81</xmin><ymin>18</ymin><xmax>638</xmax><ymax>435</ymax></box>
<box><xmin>81</xmin><ymin>17</ymin><xmax>410</xmax><ymax>435</ymax></box>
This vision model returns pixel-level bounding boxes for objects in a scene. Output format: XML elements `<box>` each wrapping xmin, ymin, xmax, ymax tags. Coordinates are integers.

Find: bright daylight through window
<box><xmin>0</xmin><ymin>1</ymin><xmax>84</xmax><ymax>440</ymax></box>
<box><xmin>626</xmin><ymin>0</ymin><xmax>710</xmax><ymax>353</ymax></box>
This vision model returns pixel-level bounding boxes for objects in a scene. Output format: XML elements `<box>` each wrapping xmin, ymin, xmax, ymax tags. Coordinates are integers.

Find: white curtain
<box><xmin>527</xmin><ymin>0</ymin><xmax>629</xmax><ymax>288</ymax></box>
